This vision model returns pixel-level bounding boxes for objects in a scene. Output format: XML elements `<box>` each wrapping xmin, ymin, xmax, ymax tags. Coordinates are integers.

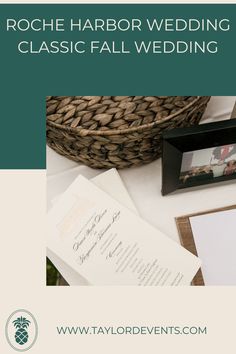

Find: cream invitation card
<box><xmin>47</xmin><ymin>169</ymin><xmax>138</xmax><ymax>285</ymax></box>
<box><xmin>47</xmin><ymin>175</ymin><xmax>201</xmax><ymax>286</ymax></box>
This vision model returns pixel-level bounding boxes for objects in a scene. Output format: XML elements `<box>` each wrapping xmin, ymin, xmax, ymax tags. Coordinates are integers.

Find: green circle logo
<box><xmin>5</xmin><ymin>310</ymin><xmax>38</xmax><ymax>352</ymax></box>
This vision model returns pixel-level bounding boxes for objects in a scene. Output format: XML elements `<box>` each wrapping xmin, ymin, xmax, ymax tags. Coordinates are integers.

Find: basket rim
<box><xmin>47</xmin><ymin>96</ymin><xmax>208</xmax><ymax>137</ymax></box>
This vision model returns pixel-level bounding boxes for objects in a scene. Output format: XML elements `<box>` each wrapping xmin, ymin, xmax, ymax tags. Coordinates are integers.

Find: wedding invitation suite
<box><xmin>47</xmin><ymin>169</ymin><xmax>138</xmax><ymax>285</ymax></box>
<box><xmin>47</xmin><ymin>174</ymin><xmax>201</xmax><ymax>285</ymax></box>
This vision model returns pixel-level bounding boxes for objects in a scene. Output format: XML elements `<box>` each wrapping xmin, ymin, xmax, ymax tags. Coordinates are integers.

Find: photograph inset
<box><xmin>180</xmin><ymin>143</ymin><xmax>236</xmax><ymax>185</ymax></box>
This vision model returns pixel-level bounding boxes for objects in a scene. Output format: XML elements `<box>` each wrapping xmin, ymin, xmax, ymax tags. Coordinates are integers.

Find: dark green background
<box><xmin>0</xmin><ymin>4</ymin><xmax>235</xmax><ymax>169</ymax></box>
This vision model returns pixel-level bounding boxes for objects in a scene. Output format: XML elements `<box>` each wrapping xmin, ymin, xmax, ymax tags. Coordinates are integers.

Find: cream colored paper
<box><xmin>47</xmin><ymin>175</ymin><xmax>201</xmax><ymax>285</ymax></box>
<box><xmin>47</xmin><ymin>169</ymin><xmax>138</xmax><ymax>285</ymax></box>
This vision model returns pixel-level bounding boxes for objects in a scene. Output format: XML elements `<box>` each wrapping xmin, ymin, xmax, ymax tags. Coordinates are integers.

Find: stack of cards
<box><xmin>47</xmin><ymin>169</ymin><xmax>201</xmax><ymax>286</ymax></box>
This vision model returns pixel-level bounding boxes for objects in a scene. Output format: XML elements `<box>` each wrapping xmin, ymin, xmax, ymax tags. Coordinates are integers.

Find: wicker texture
<box><xmin>47</xmin><ymin>96</ymin><xmax>210</xmax><ymax>169</ymax></box>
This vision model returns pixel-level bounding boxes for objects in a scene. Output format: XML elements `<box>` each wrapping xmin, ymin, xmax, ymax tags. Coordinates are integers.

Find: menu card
<box><xmin>47</xmin><ymin>175</ymin><xmax>201</xmax><ymax>285</ymax></box>
<box><xmin>47</xmin><ymin>169</ymin><xmax>138</xmax><ymax>285</ymax></box>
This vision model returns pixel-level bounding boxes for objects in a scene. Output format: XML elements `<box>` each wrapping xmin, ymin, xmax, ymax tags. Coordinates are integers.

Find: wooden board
<box><xmin>175</xmin><ymin>204</ymin><xmax>236</xmax><ymax>286</ymax></box>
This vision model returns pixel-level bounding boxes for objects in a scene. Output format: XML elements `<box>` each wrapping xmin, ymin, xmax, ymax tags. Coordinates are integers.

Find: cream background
<box><xmin>0</xmin><ymin>170</ymin><xmax>236</xmax><ymax>353</ymax></box>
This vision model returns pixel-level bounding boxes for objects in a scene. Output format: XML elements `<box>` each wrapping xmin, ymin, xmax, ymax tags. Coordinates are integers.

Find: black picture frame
<box><xmin>162</xmin><ymin>119</ymin><xmax>236</xmax><ymax>196</ymax></box>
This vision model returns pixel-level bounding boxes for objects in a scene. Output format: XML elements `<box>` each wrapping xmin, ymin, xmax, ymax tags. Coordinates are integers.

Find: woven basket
<box><xmin>46</xmin><ymin>96</ymin><xmax>210</xmax><ymax>169</ymax></box>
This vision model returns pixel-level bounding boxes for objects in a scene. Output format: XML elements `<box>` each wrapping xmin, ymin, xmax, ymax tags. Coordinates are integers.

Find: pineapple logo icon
<box><xmin>13</xmin><ymin>316</ymin><xmax>31</xmax><ymax>346</ymax></box>
<box><xmin>5</xmin><ymin>310</ymin><xmax>38</xmax><ymax>351</ymax></box>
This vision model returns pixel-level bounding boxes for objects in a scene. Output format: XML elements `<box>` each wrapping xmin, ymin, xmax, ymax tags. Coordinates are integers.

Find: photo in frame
<box><xmin>161</xmin><ymin>119</ymin><xmax>236</xmax><ymax>195</ymax></box>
